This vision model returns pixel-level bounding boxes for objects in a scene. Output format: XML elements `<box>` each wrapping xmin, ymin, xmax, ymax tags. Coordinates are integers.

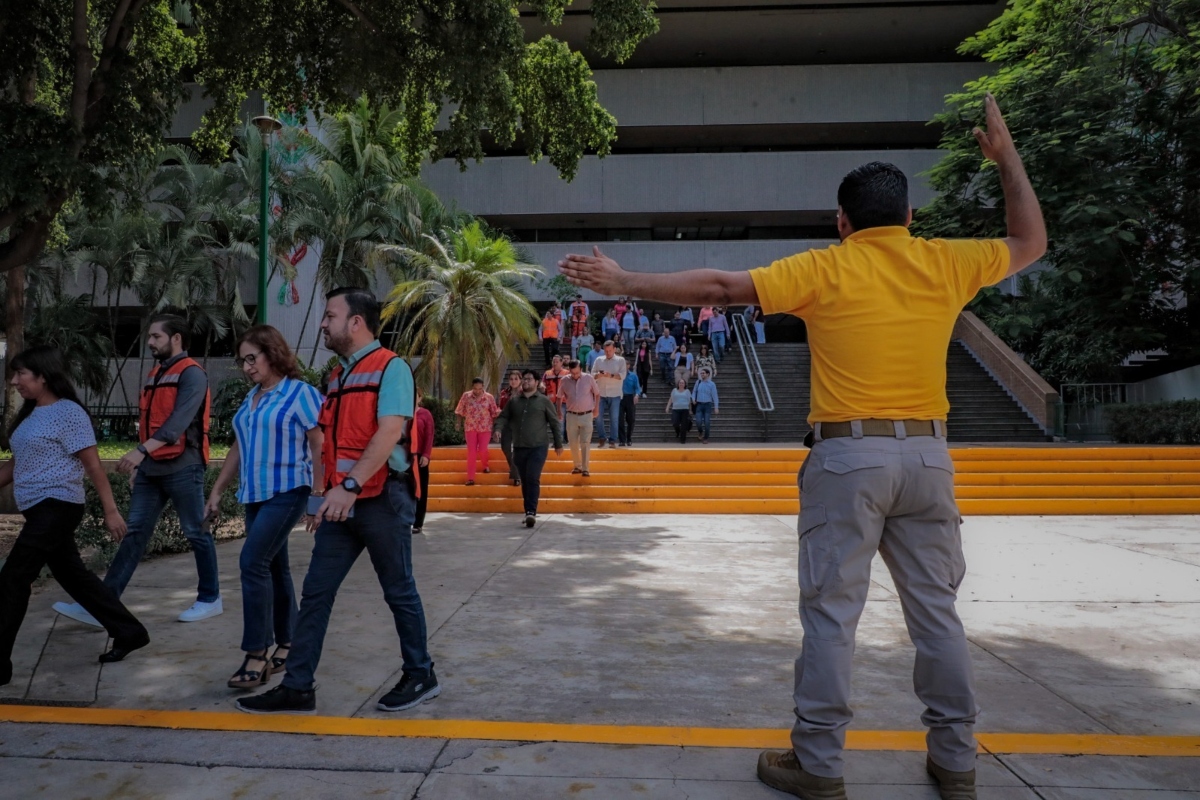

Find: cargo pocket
<box><xmin>797</xmin><ymin>503</ymin><xmax>835</xmax><ymax>600</ymax></box>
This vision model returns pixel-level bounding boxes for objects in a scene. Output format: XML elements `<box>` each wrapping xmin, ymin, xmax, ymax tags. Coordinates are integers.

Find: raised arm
<box><xmin>558</xmin><ymin>249</ymin><xmax>761</xmax><ymax>307</ymax></box>
<box><xmin>973</xmin><ymin>93</ymin><xmax>1047</xmax><ymax>277</ymax></box>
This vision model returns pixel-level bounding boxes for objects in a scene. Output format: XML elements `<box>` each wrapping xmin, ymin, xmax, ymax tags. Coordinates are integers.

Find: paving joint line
<box><xmin>966</xmin><ymin>635</ymin><xmax>1120</xmax><ymax>735</ymax></box>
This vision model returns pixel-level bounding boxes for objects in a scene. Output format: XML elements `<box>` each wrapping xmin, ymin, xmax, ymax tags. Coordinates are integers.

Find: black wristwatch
<box><xmin>136</xmin><ymin>444</ymin><xmax>149</xmax><ymax>457</ymax></box>
<box><xmin>341</xmin><ymin>477</ymin><xmax>363</xmax><ymax>495</ymax></box>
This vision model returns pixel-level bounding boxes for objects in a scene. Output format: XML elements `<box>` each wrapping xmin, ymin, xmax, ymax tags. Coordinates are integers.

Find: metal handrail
<box><xmin>731</xmin><ymin>313</ymin><xmax>774</xmax><ymax>413</ymax></box>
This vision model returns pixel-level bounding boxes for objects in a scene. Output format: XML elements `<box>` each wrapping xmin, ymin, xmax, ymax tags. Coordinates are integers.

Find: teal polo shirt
<box><xmin>339</xmin><ymin>340</ymin><xmax>415</xmax><ymax>473</ymax></box>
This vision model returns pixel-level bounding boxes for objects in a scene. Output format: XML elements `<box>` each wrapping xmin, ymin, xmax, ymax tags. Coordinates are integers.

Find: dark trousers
<box><xmin>0</xmin><ymin>500</ymin><xmax>147</xmax><ymax>684</ymax></box>
<box><xmin>636</xmin><ymin>362</ymin><xmax>650</xmax><ymax>394</ymax></box>
<box><xmin>239</xmin><ymin>488</ymin><xmax>307</xmax><ymax>653</ymax></box>
<box><xmin>619</xmin><ymin>395</ymin><xmax>637</xmax><ymax>444</ymax></box>
<box><xmin>542</xmin><ymin>337</ymin><xmax>559</xmax><ymax>365</ymax></box>
<box><xmin>671</xmin><ymin>408</ymin><xmax>690</xmax><ymax>444</ymax></box>
<box><xmin>284</xmin><ymin>478</ymin><xmax>431</xmax><ymax>690</ymax></box>
<box><xmin>413</xmin><ymin>463</ymin><xmax>431</xmax><ymax>529</ymax></box>
<box><xmin>512</xmin><ymin>445</ymin><xmax>549</xmax><ymax>516</ymax></box>
<box><xmin>499</xmin><ymin>425</ymin><xmax>517</xmax><ymax>480</ymax></box>
<box><xmin>104</xmin><ymin>464</ymin><xmax>219</xmax><ymax>602</ymax></box>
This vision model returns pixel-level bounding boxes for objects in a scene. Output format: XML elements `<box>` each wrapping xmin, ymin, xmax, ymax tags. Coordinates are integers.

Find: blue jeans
<box><xmin>240</xmin><ymin>487</ymin><xmax>308</xmax><ymax>653</ymax></box>
<box><xmin>694</xmin><ymin>401</ymin><xmax>715</xmax><ymax>440</ymax></box>
<box><xmin>284</xmin><ymin>477</ymin><xmax>431</xmax><ymax>690</ymax></box>
<box><xmin>711</xmin><ymin>331</ymin><xmax>727</xmax><ymax>362</ymax></box>
<box><xmin>658</xmin><ymin>354</ymin><xmax>672</xmax><ymax>383</ymax></box>
<box><xmin>513</xmin><ymin>445</ymin><xmax>549</xmax><ymax>515</ymax></box>
<box><xmin>104</xmin><ymin>464</ymin><xmax>219</xmax><ymax>603</ymax></box>
<box><xmin>598</xmin><ymin>396</ymin><xmax>621</xmax><ymax>443</ymax></box>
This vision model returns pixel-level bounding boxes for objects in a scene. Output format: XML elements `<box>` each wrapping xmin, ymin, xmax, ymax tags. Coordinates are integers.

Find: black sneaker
<box><xmin>378</xmin><ymin>669</ymin><xmax>441</xmax><ymax>712</ymax></box>
<box><xmin>524</xmin><ymin>514</ymin><xmax>536</xmax><ymax>528</ymax></box>
<box><xmin>236</xmin><ymin>684</ymin><xmax>316</xmax><ymax>715</ymax></box>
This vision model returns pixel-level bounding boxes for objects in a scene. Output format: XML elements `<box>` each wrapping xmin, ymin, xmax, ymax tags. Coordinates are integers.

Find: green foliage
<box><xmin>77</xmin><ymin>468</ymin><xmax>242</xmax><ymax>565</ymax></box>
<box><xmin>190</xmin><ymin>0</ymin><xmax>653</xmax><ymax>179</ymax></box>
<box><xmin>1106</xmin><ymin>400</ymin><xmax>1200</xmax><ymax>444</ymax></box>
<box><xmin>915</xmin><ymin>0</ymin><xmax>1200</xmax><ymax>386</ymax></box>
<box><xmin>0</xmin><ymin>1</ymin><xmax>196</xmax><ymax>272</ymax></box>
<box><xmin>537</xmin><ymin>273</ymin><xmax>580</xmax><ymax>306</ymax></box>
<box><xmin>2</xmin><ymin>1</ymin><xmax>656</xmax><ymax>277</ymax></box>
<box><xmin>422</xmin><ymin>397</ymin><xmax>466</xmax><ymax>447</ymax></box>
<box><xmin>382</xmin><ymin>222</ymin><xmax>542</xmax><ymax>399</ymax></box>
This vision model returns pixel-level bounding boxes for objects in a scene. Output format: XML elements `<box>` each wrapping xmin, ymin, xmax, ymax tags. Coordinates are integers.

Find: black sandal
<box><xmin>228</xmin><ymin>652</ymin><xmax>270</xmax><ymax>689</ymax></box>
<box><xmin>268</xmin><ymin>644</ymin><xmax>289</xmax><ymax>676</ymax></box>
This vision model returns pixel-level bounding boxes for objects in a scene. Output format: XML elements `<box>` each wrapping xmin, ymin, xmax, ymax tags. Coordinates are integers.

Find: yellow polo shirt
<box><xmin>749</xmin><ymin>227</ymin><xmax>1009</xmax><ymax>423</ymax></box>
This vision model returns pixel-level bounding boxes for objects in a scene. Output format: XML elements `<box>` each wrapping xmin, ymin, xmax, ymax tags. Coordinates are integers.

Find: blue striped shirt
<box><xmin>233</xmin><ymin>377</ymin><xmax>323</xmax><ymax>503</ymax></box>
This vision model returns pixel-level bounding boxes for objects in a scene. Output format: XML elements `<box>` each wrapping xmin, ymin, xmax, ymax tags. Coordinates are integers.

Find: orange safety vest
<box><xmin>319</xmin><ymin>346</ymin><xmax>421</xmax><ymax>500</ymax></box>
<box><xmin>542</xmin><ymin>316</ymin><xmax>560</xmax><ymax>340</ymax></box>
<box><xmin>139</xmin><ymin>357</ymin><xmax>211</xmax><ymax>463</ymax></box>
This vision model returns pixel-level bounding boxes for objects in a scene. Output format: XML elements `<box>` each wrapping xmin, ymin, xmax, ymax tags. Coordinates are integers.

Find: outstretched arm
<box><xmin>973</xmin><ymin>93</ymin><xmax>1047</xmax><ymax>277</ymax></box>
<box><xmin>558</xmin><ymin>249</ymin><xmax>761</xmax><ymax>306</ymax></box>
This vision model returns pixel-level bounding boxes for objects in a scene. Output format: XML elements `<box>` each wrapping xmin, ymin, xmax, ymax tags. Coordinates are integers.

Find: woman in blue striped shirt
<box><xmin>206</xmin><ymin>325</ymin><xmax>324</xmax><ymax>689</ymax></box>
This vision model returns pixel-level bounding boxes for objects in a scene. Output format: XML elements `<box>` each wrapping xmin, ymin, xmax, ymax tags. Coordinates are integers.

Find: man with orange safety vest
<box><xmin>238</xmin><ymin>287</ymin><xmax>437</xmax><ymax>715</ymax></box>
<box><xmin>53</xmin><ymin>313</ymin><xmax>221</xmax><ymax>630</ymax></box>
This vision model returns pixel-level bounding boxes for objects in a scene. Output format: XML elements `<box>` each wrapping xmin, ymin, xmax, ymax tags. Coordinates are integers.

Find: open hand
<box><xmin>972</xmin><ymin>93</ymin><xmax>1018</xmax><ymax>166</ymax></box>
<box><xmin>558</xmin><ymin>247</ymin><xmax>627</xmax><ymax>296</ymax></box>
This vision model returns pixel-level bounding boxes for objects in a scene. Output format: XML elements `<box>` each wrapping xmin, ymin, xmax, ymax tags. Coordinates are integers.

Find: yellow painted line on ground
<box><xmin>1</xmin><ymin>706</ymin><xmax>1198</xmax><ymax>756</ymax></box>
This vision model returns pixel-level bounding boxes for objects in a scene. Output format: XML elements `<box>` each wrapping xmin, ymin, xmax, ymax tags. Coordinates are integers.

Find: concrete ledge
<box><xmin>954</xmin><ymin>311</ymin><xmax>1059</xmax><ymax>433</ymax></box>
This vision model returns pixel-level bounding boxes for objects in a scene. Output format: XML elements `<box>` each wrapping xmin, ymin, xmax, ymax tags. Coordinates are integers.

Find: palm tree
<box><xmin>381</xmin><ymin>222</ymin><xmax>542</xmax><ymax>399</ymax></box>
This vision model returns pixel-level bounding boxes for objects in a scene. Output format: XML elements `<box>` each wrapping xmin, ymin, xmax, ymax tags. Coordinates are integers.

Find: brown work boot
<box><xmin>926</xmin><ymin>755</ymin><xmax>977</xmax><ymax>800</ymax></box>
<box><xmin>756</xmin><ymin>750</ymin><xmax>847</xmax><ymax>799</ymax></box>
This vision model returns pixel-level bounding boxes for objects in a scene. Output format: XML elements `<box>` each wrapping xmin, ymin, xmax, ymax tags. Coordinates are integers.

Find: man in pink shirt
<box><xmin>556</xmin><ymin>360</ymin><xmax>601</xmax><ymax>477</ymax></box>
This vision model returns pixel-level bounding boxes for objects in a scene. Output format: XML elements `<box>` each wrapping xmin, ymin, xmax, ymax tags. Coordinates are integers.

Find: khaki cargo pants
<box><xmin>791</xmin><ymin>431</ymin><xmax>977</xmax><ymax>778</ymax></box>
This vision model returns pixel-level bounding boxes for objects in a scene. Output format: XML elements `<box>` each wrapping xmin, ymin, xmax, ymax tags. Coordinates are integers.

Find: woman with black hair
<box><xmin>0</xmin><ymin>346</ymin><xmax>148</xmax><ymax>686</ymax></box>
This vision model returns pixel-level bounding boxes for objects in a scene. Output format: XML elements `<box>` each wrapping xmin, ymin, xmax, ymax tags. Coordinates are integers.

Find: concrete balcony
<box><xmin>422</xmin><ymin>149</ymin><xmax>942</xmax><ymax>226</ymax></box>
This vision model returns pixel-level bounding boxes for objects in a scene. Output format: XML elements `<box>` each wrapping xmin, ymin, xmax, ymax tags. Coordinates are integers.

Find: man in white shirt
<box><xmin>590</xmin><ymin>340</ymin><xmax>627</xmax><ymax>449</ymax></box>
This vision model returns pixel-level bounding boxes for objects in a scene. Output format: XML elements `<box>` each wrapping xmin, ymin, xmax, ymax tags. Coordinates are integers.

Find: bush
<box><xmin>77</xmin><ymin>467</ymin><xmax>243</xmax><ymax>565</ymax></box>
<box><xmin>423</xmin><ymin>397</ymin><xmax>464</xmax><ymax>446</ymax></box>
<box><xmin>1106</xmin><ymin>400</ymin><xmax>1200</xmax><ymax>444</ymax></box>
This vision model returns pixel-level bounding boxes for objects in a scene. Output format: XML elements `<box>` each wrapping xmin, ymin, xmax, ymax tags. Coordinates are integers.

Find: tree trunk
<box><xmin>2</xmin><ymin>265</ymin><xmax>26</xmax><ymax>447</ymax></box>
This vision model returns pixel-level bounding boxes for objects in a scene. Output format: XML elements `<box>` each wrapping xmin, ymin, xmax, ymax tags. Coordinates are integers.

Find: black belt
<box><xmin>566</xmin><ymin>410</ymin><xmax>592</xmax><ymax>415</ymax></box>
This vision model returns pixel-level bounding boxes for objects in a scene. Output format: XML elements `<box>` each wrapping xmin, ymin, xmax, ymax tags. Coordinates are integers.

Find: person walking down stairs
<box><xmin>618</xmin><ymin>359</ymin><xmax>641</xmax><ymax>446</ymax></box>
<box><xmin>557</xmin><ymin>360</ymin><xmax>600</xmax><ymax>477</ymax></box>
<box><xmin>455</xmin><ymin>378</ymin><xmax>499</xmax><ymax>486</ymax></box>
<box><xmin>692</xmin><ymin>369</ymin><xmax>720</xmax><ymax>444</ymax></box>
<box><xmin>495</xmin><ymin>370</ymin><xmax>564</xmax><ymax>529</ymax></box>
<box><xmin>667</xmin><ymin>379</ymin><xmax>693</xmax><ymax>444</ymax></box>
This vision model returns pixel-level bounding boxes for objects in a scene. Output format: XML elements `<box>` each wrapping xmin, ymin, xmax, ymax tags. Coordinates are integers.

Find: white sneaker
<box><xmin>178</xmin><ymin>597</ymin><xmax>223</xmax><ymax>622</ymax></box>
<box><xmin>53</xmin><ymin>601</ymin><xmax>103</xmax><ymax>629</ymax></box>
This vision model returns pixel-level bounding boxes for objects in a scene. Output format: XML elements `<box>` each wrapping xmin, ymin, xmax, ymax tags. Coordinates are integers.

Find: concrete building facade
<box><xmin>421</xmin><ymin>2</ymin><xmax>1007</xmax><ymax>302</ymax></box>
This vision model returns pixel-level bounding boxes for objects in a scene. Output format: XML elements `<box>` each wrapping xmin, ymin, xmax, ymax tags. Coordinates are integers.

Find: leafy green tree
<box><xmin>382</xmin><ymin>222</ymin><xmax>541</xmax><ymax>399</ymax></box>
<box><xmin>2</xmin><ymin>0</ymin><xmax>657</xmax><ymax>277</ymax></box>
<box><xmin>914</xmin><ymin>0</ymin><xmax>1200</xmax><ymax>385</ymax></box>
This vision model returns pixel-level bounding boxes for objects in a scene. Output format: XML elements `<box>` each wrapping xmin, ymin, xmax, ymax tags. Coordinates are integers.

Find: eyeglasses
<box><xmin>235</xmin><ymin>351</ymin><xmax>264</xmax><ymax>368</ymax></box>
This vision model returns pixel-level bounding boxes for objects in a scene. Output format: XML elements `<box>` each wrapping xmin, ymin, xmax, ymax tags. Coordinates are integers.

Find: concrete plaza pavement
<box><xmin>1</xmin><ymin>511</ymin><xmax>1198</xmax><ymax>797</ymax></box>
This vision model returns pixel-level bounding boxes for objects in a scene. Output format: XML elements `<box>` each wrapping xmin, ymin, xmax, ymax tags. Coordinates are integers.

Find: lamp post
<box><xmin>251</xmin><ymin>115</ymin><xmax>282</xmax><ymax>324</ymax></box>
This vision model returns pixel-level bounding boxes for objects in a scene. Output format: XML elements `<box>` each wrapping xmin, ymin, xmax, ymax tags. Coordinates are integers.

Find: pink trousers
<box><xmin>465</xmin><ymin>430</ymin><xmax>492</xmax><ymax>480</ymax></box>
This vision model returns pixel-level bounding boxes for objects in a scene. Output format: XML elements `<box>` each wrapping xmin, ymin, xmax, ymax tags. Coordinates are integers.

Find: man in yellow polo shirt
<box><xmin>559</xmin><ymin>95</ymin><xmax>1045</xmax><ymax>800</ymax></box>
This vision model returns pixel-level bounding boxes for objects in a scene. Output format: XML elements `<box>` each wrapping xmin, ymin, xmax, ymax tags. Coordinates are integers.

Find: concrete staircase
<box><xmin>426</xmin><ymin>446</ymin><xmax>1200</xmax><ymax>516</ymax></box>
<box><xmin>505</xmin><ymin>337</ymin><xmax>1048</xmax><ymax>444</ymax></box>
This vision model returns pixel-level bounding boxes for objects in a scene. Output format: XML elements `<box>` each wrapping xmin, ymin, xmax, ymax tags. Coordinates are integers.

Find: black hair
<box><xmin>565</xmin><ymin>359</ymin><xmax>581</xmax><ymax>369</ymax></box>
<box><xmin>836</xmin><ymin>161</ymin><xmax>910</xmax><ymax>231</ymax></box>
<box><xmin>148</xmin><ymin>313</ymin><xmax>191</xmax><ymax>350</ymax></box>
<box><xmin>521</xmin><ymin>369</ymin><xmax>538</xmax><ymax>379</ymax></box>
<box><xmin>8</xmin><ymin>346</ymin><xmax>88</xmax><ymax>435</ymax></box>
<box><xmin>326</xmin><ymin>286</ymin><xmax>382</xmax><ymax>335</ymax></box>
<box><xmin>471</xmin><ymin>377</ymin><xmax>484</xmax><ymax>386</ymax></box>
